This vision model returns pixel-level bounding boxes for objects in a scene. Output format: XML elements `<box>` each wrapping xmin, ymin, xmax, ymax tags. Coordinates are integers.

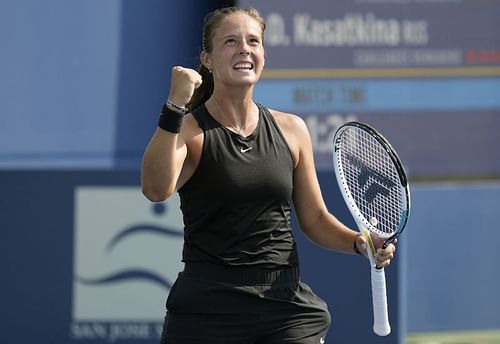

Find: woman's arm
<box><xmin>141</xmin><ymin>67</ymin><xmax>202</xmax><ymax>202</ymax></box>
<box><xmin>280</xmin><ymin>113</ymin><xmax>395</xmax><ymax>265</ymax></box>
<box><xmin>290</xmin><ymin>115</ymin><xmax>359</xmax><ymax>253</ymax></box>
<box><xmin>141</xmin><ymin>127</ymin><xmax>188</xmax><ymax>202</ymax></box>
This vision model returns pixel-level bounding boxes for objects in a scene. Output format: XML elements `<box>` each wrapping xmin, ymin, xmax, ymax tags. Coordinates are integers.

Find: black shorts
<box><xmin>160</xmin><ymin>263</ymin><xmax>331</xmax><ymax>344</ymax></box>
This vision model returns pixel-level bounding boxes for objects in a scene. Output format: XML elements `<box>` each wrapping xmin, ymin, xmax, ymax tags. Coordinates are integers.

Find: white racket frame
<box><xmin>333</xmin><ymin>121</ymin><xmax>410</xmax><ymax>337</ymax></box>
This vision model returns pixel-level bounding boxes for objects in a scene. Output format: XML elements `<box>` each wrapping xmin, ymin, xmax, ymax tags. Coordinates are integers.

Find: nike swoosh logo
<box><xmin>240</xmin><ymin>147</ymin><xmax>252</xmax><ymax>153</ymax></box>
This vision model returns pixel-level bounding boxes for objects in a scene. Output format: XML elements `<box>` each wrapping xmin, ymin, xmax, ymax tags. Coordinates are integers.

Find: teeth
<box><xmin>234</xmin><ymin>63</ymin><xmax>253</xmax><ymax>70</ymax></box>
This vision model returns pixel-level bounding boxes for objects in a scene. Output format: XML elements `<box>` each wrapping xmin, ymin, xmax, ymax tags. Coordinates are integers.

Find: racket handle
<box><xmin>371</xmin><ymin>267</ymin><xmax>391</xmax><ymax>336</ymax></box>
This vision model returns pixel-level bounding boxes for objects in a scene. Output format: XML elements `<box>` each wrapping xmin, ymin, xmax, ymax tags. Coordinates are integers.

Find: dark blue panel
<box><xmin>0</xmin><ymin>171</ymin><xmax>140</xmax><ymax>344</ymax></box>
<box><xmin>0</xmin><ymin>170</ymin><xmax>401</xmax><ymax>344</ymax></box>
<box><xmin>239</xmin><ymin>0</ymin><xmax>500</xmax><ymax>69</ymax></box>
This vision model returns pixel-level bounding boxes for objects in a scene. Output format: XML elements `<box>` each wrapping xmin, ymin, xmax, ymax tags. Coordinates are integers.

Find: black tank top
<box><xmin>178</xmin><ymin>103</ymin><xmax>299</xmax><ymax>268</ymax></box>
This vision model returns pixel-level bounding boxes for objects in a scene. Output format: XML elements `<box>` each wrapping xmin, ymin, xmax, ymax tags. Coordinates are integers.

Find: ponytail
<box><xmin>187</xmin><ymin>65</ymin><xmax>213</xmax><ymax>112</ymax></box>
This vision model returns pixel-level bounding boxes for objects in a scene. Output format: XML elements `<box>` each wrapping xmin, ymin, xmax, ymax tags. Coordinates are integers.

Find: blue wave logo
<box><xmin>76</xmin><ymin>203</ymin><xmax>183</xmax><ymax>291</ymax></box>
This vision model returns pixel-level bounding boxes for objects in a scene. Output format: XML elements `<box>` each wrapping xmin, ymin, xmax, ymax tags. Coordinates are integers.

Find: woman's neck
<box><xmin>207</xmin><ymin>90</ymin><xmax>258</xmax><ymax>136</ymax></box>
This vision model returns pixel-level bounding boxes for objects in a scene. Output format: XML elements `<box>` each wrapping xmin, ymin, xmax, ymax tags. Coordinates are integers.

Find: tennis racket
<box><xmin>332</xmin><ymin>121</ymin><xmax>410</xmax><ymax>336</ymax></box>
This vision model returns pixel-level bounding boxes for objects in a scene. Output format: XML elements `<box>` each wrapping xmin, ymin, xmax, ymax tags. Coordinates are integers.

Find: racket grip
<box><xmin>371</xmin><ymin>267</ymin><xmax>391</xmax><ymax>336</ymax></box>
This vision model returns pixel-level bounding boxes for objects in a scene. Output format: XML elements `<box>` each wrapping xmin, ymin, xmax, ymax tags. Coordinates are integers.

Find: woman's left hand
<box><xmin>355</xmin><ymin>234</ymin><xmax>397</xmax><ymax>268</ymax></box>
<box><xmin>372</xmin><ymin>235</ymin><xmax>397</xmax><ymax>268</ymax></box>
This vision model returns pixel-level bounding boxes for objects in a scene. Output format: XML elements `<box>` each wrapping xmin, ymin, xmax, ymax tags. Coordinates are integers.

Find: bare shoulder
<box><xmin>268</xmin><ymin>108</ymin><xmax>311</xmax><ymax>167</ymax></box>
<box><xmin>268</xmin><ymin>108</ymin><xmax>309</xmax><ymax>136</ymax></box>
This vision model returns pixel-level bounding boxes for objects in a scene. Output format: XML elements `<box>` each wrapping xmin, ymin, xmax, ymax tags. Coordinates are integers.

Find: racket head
<box><xmin>333</xmin><ymin>121</ymin><xmax>410</xmax><ymax>243</ymax></box>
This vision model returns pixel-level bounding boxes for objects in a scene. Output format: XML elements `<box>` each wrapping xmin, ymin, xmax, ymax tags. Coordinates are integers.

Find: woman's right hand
<box><xmin>168</xmin><ymin>66</ymin><xmax>203</xmax><ymax>107</ymax></box>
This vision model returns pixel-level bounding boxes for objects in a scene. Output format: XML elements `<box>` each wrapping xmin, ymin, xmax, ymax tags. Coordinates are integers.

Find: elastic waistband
<box><xmin>182</xmin><ymin>263</ymin><xmax>300</xmax><ymax>285</ymax></box>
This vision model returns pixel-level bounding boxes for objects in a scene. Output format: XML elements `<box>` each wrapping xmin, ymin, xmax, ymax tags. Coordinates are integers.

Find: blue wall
<box><xmin>0</xmin><ymin>0</ymin><xmax>219</xmax><ymax>168</ymax></box>
<box><xmin>405</xmin><ymin>183</ymin><xmax>500</xmax><ymax>332</ymax></box>
<box><xmin>1</xmin><ymin>1</ymin><xmax>121</xmax><ymax>167</ymax></box>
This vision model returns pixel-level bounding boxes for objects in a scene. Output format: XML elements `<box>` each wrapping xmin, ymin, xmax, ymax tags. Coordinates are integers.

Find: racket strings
<box><xmin>340</xmin><ymin>127</ymin><xmax>404</xmax><ymax>237</ymax></box>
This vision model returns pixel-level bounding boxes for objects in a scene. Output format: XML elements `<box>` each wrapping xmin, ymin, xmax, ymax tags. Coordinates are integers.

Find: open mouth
<box><xmin>233</xmin><ymin>62</ymin><xmax>254</xmax><ymax>71</ymax></box>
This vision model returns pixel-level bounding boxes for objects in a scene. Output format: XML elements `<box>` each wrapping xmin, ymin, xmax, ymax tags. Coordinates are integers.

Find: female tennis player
<box><xmin>141</xmin><ymin>6</ymin><xmax>396</xmax><ymax>344</ymax></box>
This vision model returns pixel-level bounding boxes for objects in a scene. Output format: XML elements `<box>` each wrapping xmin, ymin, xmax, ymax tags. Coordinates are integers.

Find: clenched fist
<box><xmin>168</xmin><ymin>66</ymin><xmax>203</xmax><ymax>107</ymax></box>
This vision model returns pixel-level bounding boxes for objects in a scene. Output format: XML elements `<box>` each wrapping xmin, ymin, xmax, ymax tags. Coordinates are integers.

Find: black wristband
<box><xmin>353</xmin><ymin>240</ymin><xmax>362</xmax><ymax>255</ymax></box>
<box><xmin>158</xmin><ymin>104</ymin><xmax>184</xmax><ymax>133</ymax></box>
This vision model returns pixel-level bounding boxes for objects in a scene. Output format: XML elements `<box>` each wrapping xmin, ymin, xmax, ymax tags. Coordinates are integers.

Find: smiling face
<box><xmin>201</xmin><ymin>12</ymin><xmax>265</xmax><ymax>89</ymax></box>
